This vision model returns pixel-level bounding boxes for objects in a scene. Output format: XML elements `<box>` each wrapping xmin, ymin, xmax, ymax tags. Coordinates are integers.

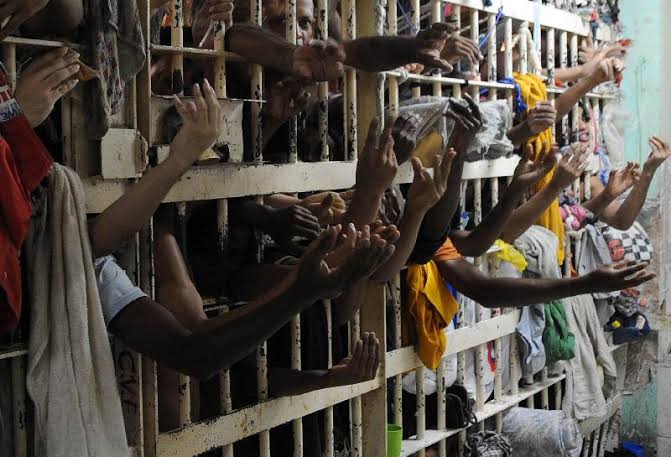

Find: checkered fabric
<box><xmin>602</xmin><ymin>222</ymin><xmax>653</xmax><ymax>264</ymax></box>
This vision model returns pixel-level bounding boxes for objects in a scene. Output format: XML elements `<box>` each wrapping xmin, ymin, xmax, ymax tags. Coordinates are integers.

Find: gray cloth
<box><xmin>503</xmin><ymin>407</ymin><xmax>582</xmax><ymax>457</ymax></box>
<box><xmin>24</xmin><ymin>164</ymin><xmax>129</xmax><ymax>457</ymax></box>
<box><xmin>394</xmin><ymin>96</ymin><xmax>514</xmax><ymax>163</ymax></box>
<box><xmin>95</xmin><ymin>256</ymin><xmax>147</xmax><ymax>327</ymax></box>
<box><xmin>511</xmin><ymin>225</ymin><xmax>565</xmax><ymax>377</ymax></box>
<box><xmin>85</xmin><ymin>0</ymin><xmax>146</xmax><ymax>139</ymax></box>
<box><xmin>561</xmin><ymin>294</ymin><xmax>617</xmax><ymax>420</ymax></box>
<box><xmin>513</xmin><ymin>225</ymin><xmax>562</xmax><ymax>280</ymax></box>
<box><xmin>578</xmin><ymin>224</ymin><xmax>616</xmax><ymax>300</ymax></box>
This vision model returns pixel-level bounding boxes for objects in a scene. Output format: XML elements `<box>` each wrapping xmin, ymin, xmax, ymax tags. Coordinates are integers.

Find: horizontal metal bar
<box><xmin>0</xmin><ymin>345</ymin><xmax>27</xmax><ymax>361</ymax></box>
<box><xmin>386</xmin><ymin>311</ymin><xmax>521</xmax><ymax>378</ymax></box>
<box><xmin>400</xmin><ymin>374</ymin><xmax>566</xmax><ymax>457</ymax></box>
<box><xmin>84</xmin><ymin>156</ymin><xmax>521</xmax><ymax>213</ymax></box>
<box><xmin>439</xmin><ymin>0</ymin><xmax>613</xmax><ymax>39</ymax></box>
<box><xmin>156</xmin><ymin>379</ymin><xmax>380</xmax><ymax>456</ymax></box>
<box><xmin>4</xmin><ymin>36</ymin><xmax>84</xmax><ymax>49</ymax></box>
<box><xmin>151</xmin><ymin>44</ymin><xmax>244</xmax><ymax>62</ymax></box>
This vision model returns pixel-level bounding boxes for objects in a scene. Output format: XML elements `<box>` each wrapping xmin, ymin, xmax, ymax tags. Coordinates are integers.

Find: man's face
<box><xmin>264</xmin><ymin>0</ymin><xmax>315</xmax><ymax>45</ymax></box>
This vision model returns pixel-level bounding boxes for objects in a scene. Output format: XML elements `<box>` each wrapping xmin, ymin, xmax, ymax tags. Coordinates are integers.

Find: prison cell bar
<box><xmin>559</xmin><ymin>30</ymin><xmax>569</xmax><ymax>145</ymax></box>
<box><xmin>342</xmin><ymin>0</ymin><xmax>357</xmax><ymax>160</ymax></box>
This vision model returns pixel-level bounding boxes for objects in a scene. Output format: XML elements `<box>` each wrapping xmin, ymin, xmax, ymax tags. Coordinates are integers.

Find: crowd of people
<box><xmin>0</xmin><ymin>1</ymin><xmax>668</xmax><ymax>456</ymax></box>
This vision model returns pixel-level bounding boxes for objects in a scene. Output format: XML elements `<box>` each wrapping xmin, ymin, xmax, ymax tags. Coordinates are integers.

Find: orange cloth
<box><xmin>433</xmin><ymin>238</ymin><xmax>463</xmax><ymax>263</ymax></box>
<box><xmin>514</xmin><ymin>72</ymin><xmax>565</xmax><ymax>264</ymax></box>
<box><xmin>404</xmin><ymin>259</ymin><xmax>460</xmax><ymax>370</ymax></box>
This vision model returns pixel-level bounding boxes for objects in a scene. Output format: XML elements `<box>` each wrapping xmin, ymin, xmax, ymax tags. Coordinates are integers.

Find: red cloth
<box><xmin>0</xmin><ymin>70</ymin><xmax>53</xmax><ymax>333</ymax></box>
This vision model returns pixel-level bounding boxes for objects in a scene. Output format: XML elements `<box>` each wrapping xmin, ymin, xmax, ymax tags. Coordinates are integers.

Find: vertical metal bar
<box><xmin>554</xmin><ymin>379</ymin><xmax>563</xmax><ymax>409</ymax></box>
<box><xmin>170</xmin><ymin>0</ymin><xmax>184</xmax><ymax>93</ymax></box>
<box><xmin>11</xmin><ymin>357</ymin><xmax>27</xmax><ymax>457</ymax></box>
<box><xmin>350</xmin><ymin>313</ymin><xmax>362</xmax><ymax>457</ymax></box>
<box><xmin>251</xmin><ymin>0</ymin><xmax>264</xmax><ymax>163</ymax></box>
<box><xmin>174</xmin><ymin>203</ymin><xmax>192</xmax><ymax>428</ymax></box>
<box><xmin>470</xmin><ymin>8</ymin><xmax>480</xmax><ymax>98</ymax></box>
<box><xmin>140</xmin><ymin>221</ymin><xmax>158</xmax><ymax>457</ymax></box>
<box><xmin>451</xmin><ymin>6</ymin><xmax>462</xmax><ymax>101</ymax></box>
<box><xmin>519</xmin><ymin>21</ymin><xmax>529</xmax><ymax>74</ymax></box>
<box><xmin>570</xmin><ymin>34</ymin><xmax>580</xmax><ymax>143</ymax></box>
<box><xmin>286</xmin><ymin>0</ymin><xmax>299</xmax><ymax>164</ymax></box>
<box><xmin>473</xmin><ymin>178</ymin><xmax>486</xmax><ymax>431</ymax></box>
<box><xmin>563</xmin><ymin>233</ymin><xmax>572</xmax><ymax>278</ymax></box>
<box><xmin>559</xmin><ymin>30</ymin><xmax>568</xmax><ymax>145</ymax></box>
<box><xmin>392</xmin><ymin>276</ymin><xmax>403</xmax><ymax>428</ymax></box>
<box><xmin>416</xmin><ymin>364</ymin><xmax>426</xmax><ymax>457</ymax></box>
<box><xmin>215</xmin><ymin>200</ymin><xmax>233</xmax><ymax>457</ymax></box>
<box><xmin>214</xmin><ymin>21</ymin><xmax>227</xmax><ymax>98</ymax></box>
<box><xmin>342</xmin><ymin>0</ymin><xmax>357</xmax><ymax>160</ymax></box>
<box><xmin>487</xmin><ymin>13</ymin><xmax>497</xmax><ymax>101</ymax></box>
<box><xmin>410</xmin><ymin>0</ymin><xmax>421</xmax><ymax>99</ymax></box>
<box><xmin>3</xmin><ymin>43</ymin><xmax>16</xmax><ymax>88</ymax></box>
<box><xmin>323</xmin><ymin>300</ymin><xmax>334</xmax><ymax>457</ymax></box>
<box><xmin>547</xmin><ymin>28</ymin><xmax>557</xmax><ymax>143</ymax></box>
<box><xmin>317</xmin><ymin>0</ymin><xmax>330</xmax><ymax>161</ymax></box>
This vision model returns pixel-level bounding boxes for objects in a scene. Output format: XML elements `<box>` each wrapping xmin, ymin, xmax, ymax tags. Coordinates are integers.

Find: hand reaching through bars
<box><xmin>265</xmin><ymin>203</ymin><xmax>322</xmax><ymax>254</ymax></box>
<box><xmin>0</xmin><ymin>0</ymin><xmax>48</xmax><ymax>40</ymax></box>
<box><xmin>549</xmin><ymin>143</ymin><xmax>590</xmax><ymax>191</ymax></box>
<box><xmin>407</xmin><ymin>148</ymin><xmax>457</xmax><ymax>214</ymax></box>
<box><xmin>440</xmin><ymin>29</ymin><xmax>483</xmax><ymax>68</ymax></box>
<box><xmin>170</xmin><ymin>80</ymin><xmax>221</xmax><ymax>169</ymax></box>
<box><xmin>587</xmin><ymin>57</ymin><xmax>625</xmax><ymax>86</ymax></box>
<box><xmin>356</xmin><ymin>117</ymin><xmax>399</xmax><ymax>195</ymax></box>
<box><xmin>192</xmin><ymin>0</ymin><xmax>234</xmax><ymax>49</ymax></box>
<box><xmin>644</xmin><ymin>136</ymin><xmax>671</xmax><ymax>172</ymax></box>
<box><xmin>526</xmin><ymin>101</ymin><xmax>557</xmax><ymax>135</ymax></box>
<box><xmin>412</xmin><ymin>22</ymin><xmax>459</xmax><ymax>72</ymax></box>
<box><xmin>603</xmin><ymin>163</ymin><xmax>640</xmax><ymax>199</ymax></box>
<box><xmin>297</xmin><ymin>225</ymin><xmax>394</xmax><ymax>300</ymax></box>
<box><xmin>586</xmin><ymin>261</ymin><xmax>656</xmax><ymax>293</ymax></box>
<box><xmin>291</xmin><ymin>39</ymin><xmax>345</xmax><ymax>82</ymax></box>
<box><xmin>14</xmin><ymin>47</ymin><xmax>80</xmax><ymax>127</ymax></box>
<box><xmin>508</xmin><ymin>144</ymin><xmax>557</xmax><ymax>194</ymax></box>
<box><xmin>446</xmin><ymin>94</ymin><xmax>483</xmax><ymax>152</ymax></box>
<box><xmin>263</xmin><ymin>78</ymin><xmax>311</xmax><ymax>123</ymax></box>
<box><xmin>299</xmin><ymin>191</ymin><xmax>349</xmax><ymax>225</ymax></box>
<box><xmin>579</xmin><ymin>36</ymin><xmax>626</xmax><ymax>66</ymax></box>
<box><xmin>327</xmin><ymin>333</ymin><xmax>381</xmax><ymax>386</ymax></box>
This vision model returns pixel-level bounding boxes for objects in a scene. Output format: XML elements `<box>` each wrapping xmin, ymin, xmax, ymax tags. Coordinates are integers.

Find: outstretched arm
<box><xmin>500</xmin><ymin>144</ymin><xmax>588</xmax><ymax>244</ymax></box>
<box><xmin>439</xmin><ymin>257</ymin><xmax>655</xmax><ymax>309</ymax></box>
<box><xmin>89</xmin><ymin>82</ymin><xmax>220</xmax><ymax>258</ymax></box>
<box><xmin>111</xmin><ymin>227</ymin><xmax>389</xmax><ymax>379</ymax></box>
<box><xmin>451</xmin><ymin>146</ymin><xmax>556</xmax><ymax>257</ymax></box>
<box><xmin>598</xmin><ymin>137</ymin><xmax>671</xmax><ymax>230</ymax></box>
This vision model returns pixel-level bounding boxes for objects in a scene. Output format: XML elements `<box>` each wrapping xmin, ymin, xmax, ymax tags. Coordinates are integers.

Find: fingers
<box><xmin>379</xmin><ymin>117</ymin><xmax>396</xmax><ymax>163</ymax></box>
<box><xmin>25</xmin><ymin>48</ymin><xmax>73</xmax><ymax>79</ymax></box>
<box><xmin>411</xmin><ymin>157</ymin><xmax>424</xmax><ymax>183</ymax></box>
<box><xmin>306</xmin><ymin>225</ymin><xmax>340</xmax><ymax>259</ymax></box>
<box><xmin>619</xmin><ymin>261</ymin><xmax>649</xmax><ymax>278</ymax></box>
<box><xmin>364</xmin><ymin>333</ymin><xmax>379</xmax><ymax>378</ymax></box>
<box><xmin>351</xmin><ymin>338</ymin><xmax>365</xmax><ymax>373</ymax></box>
<box><xmin>192</xmin><ymin>83</ymin><xmax>209</xmax><ymax>125</ymax></box>
<box><xmin>362</xmin><ymin>117</ymin><xmax>381</xmax><ymax>159</ymax></box>
<box><xmin>0</xmin><ymin>9</ymin><xmax>30</xmax><ymax>41</ymax></box>
<box><xmin>440</xmin><ymin>147</ymin><xmax>456</xmax><ymax>188</ymax></box>
<box><xmin>202</xmin><ymin>78</ymin><xmax>220</xmax><ymax>131</ymax></box>
<box><xmin>522</xmin><ymin>143</ymin><xmax>533</xmax><ymax>162</ymax></box>
<box><xmin>314</xmin><ymin>193</ymin><xmax>335</xmax><ymax>222</ymax></box>
<box><xmin>174</xmin><ymin>95</ymin><xmax>195</xmax><ymax>122</ymax></box>
<box><xmin>624</xmin><ymin>271</ymin><xmax>656</xmax><ymax>288</ymax></box>
<box><xmin>50</xmin><ymin>78</ymin><xmax>79</xmax><ymax>101</ymax></box>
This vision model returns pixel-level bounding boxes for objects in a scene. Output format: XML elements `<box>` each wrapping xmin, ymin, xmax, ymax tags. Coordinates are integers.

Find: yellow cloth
<box><xmin>405</xmin><ymin>261</ymin><xmax>460</xmax><ymax>370</ymax></box>
<box><xmin>514</xmin><ymin>72</ymin><xmax>565</xmax><ymax>264</ymax></box>
<box><xmin>491</xmin><ymin>239</ymin><xmax>528</xmax><ymax>272</ymax></box>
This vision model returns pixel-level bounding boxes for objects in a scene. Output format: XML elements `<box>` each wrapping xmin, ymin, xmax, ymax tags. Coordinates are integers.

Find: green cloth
<box><xmin>543</xmin><ymin>301</ymin><xmax>576</xmax><ymax>364</ymax></box>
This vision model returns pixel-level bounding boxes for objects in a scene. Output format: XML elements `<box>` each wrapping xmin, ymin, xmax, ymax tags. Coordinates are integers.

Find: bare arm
<box><xmin>500</xmin><ymin>145</ymin><xmax>589</xmax><ymax>244</ymax></box>
<box><xmin>110</xmin><ymin>284</ymin><xmax>317</xmax><ymax>379</ymax></box>
<box><xmin>438</xmin><ymin>257</ymin><xmax>654</xmax><ymax>308</ymax></box>
<box><xmin>555</xmin><ymin>58</ymin><xmax>623</xmax><ymax>119</ymax></box>
<box><xmin>90</xmin><ymin>82</ymin><xmax>220</xmax><ymax>257</ymax></box>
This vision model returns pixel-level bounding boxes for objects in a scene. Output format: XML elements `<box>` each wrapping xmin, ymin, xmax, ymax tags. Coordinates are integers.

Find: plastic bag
<box><xmin>600</xmin><ymin>101</ymin><xmax>629</xmax><ymax>168</ymax></box>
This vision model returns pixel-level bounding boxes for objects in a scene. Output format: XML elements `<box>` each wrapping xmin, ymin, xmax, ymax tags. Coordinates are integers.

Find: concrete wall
<box><xmin>619</xmin><ymin>2</ymin><xmax>671</xmax><ymax>454</ymax></box>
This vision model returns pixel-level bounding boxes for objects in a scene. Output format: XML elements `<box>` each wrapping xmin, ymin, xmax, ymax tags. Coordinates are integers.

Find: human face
<box><xmin>263</xmin><ymin>0</ymin><xmax>315</xmax><ymax>45</ymax></box>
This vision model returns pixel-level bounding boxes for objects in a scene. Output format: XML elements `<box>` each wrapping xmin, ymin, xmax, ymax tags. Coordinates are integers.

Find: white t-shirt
<box><xmin>94</xmin><ymin>256</ymin><xmax>147</xmax><ymax>327</ymax></box>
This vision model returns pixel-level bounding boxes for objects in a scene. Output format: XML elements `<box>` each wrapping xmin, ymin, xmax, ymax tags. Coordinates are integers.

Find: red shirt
<box><xmin>0</xmin><ymin>70</ymin><xmax>53</xmax><ymax>333</ymax></box>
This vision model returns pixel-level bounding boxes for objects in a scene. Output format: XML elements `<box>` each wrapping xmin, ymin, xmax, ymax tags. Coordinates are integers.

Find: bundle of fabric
<box><xmin>514</xmin><ymin>73</ymin><xmax>565</xmax><ymax>264</ymax></box>
<box><xmin>404</xmin><ymin>260</ymin><xmax>459</xmax><ymax>369</ymax></box>
<box><xmin>543</xmin><ymin>301</ymin><xmax>576</xmax><ymax>365</ymax></box>
<box><xmin>465</xmin><ymin>431</ymin><xmax>512</xmax><ymax>457</ymax></box>
<box><xmin>392</xmin><ymin>96</ymin><xmax>514</xmax><ymax>164</ymax></box>
<box><xmin>560</xmin><ymin>294</ymin><xmax>617</xmax><ymax>420</ymax></box>
<box><xmin>502</xmin><ymin>407</ymin><xmax>582</xmax><ymax>457</ymax></box>
<box><xmin>24</xmin><ymin>164</ymin><xmax>129</xmax><ymax>457</ymax></box>
<box><xmin>84</xmin><ymin>0</ymin><xmax>146</xmax><ymax>139</ymax></box>
<box><xmin>512</xmin><ymin>226</ymin><xmax>566</xmax><ymax>377</ymax></box>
